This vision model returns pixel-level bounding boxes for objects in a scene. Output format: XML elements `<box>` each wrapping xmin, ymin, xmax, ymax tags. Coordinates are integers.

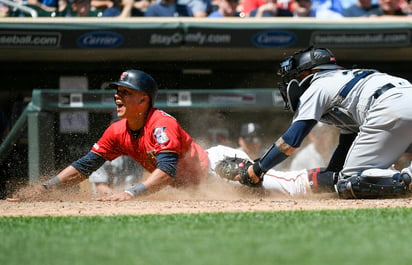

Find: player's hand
<box><xmin>94</xmin><ymin>183</ymin><xmax>114</xmax><ymax>196</ymax></box>
<box><xmin>96</xmin><ymin>191</ymin><xmax>133</xmax><ymax>202</ymax></box>
<box><xmin>6</xmin><ymin>185</ymin><xmax>47</xmax><ymax>202</ymax></box>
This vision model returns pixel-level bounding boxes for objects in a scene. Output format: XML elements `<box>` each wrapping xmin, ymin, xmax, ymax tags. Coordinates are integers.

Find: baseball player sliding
<box><xmin>8</xmin><ymin>70</ymin><xmax>211</xmax><ymax>202</ymax></box>
<box><xmin>234</xmin><ymin>46</ymin><xmax>412</xmax><ymax>199</ymax></box>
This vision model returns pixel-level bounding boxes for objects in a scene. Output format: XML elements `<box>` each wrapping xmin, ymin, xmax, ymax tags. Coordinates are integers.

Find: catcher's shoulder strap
<box><xmin>320</xmin><ymin>69</ymin><xmax>378</xmax><ymax>134</ymax></box>
<box><xmin>339</xmin><ymin>69</ymin><xmax>377</xmax><ymax>98</ymax></box>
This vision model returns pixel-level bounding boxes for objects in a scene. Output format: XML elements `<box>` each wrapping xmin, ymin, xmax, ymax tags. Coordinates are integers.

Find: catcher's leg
<box><xmin>341</xmin><ymin>90</ymin><xmax>412</xmax><ymax>177</ymax></box>
<box><xmin>335</xmin><ymin>168</ymin><xmax>412</xmax><ymax>199</ymax></box>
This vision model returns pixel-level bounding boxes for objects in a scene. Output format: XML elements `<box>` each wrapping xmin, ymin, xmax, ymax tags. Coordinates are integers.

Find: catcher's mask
<box><xmin>277</xmin><ymin>46</ymin><xmax>342</xmax><ymax>111</ymax></box>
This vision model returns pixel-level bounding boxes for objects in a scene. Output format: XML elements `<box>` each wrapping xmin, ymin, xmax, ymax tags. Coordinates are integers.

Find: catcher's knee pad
<box><xmin>401</xmin><ymin>166</ymin><xmax>412</xmax><ymax>188</ymax></box>
<box><xmin>335</xmin><ymin>170</ymin><xmax>411</xmax><ymax>199</ymax></box>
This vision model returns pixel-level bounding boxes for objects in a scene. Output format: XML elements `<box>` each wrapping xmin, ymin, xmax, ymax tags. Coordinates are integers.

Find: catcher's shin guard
<box><xmin>335</xmin><ymin>171</ymin><xmax>411</xmax><ymax>199</ymax></box>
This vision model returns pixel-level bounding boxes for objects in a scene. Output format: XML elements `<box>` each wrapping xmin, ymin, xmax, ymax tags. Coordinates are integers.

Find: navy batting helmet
<box><xmin>110</xmin><ymin>70</ymin><xmax>158</xmax><ymax>104</ymax></box>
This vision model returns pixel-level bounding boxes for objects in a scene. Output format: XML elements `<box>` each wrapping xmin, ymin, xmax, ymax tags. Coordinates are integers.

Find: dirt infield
<box><xmin>2</xmin><ymin>180</ymin><xmax>412</xmax><ymax>217</ymax></box>
<box><xmin>2</xmin><ymin>197</ymin><xmax>412</xmax><ymax>217</ymax></box>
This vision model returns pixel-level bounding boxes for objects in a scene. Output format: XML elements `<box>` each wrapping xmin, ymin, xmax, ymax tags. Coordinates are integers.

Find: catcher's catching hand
<box><xmin>215</xmin><ymin>156</ymin><xmax>263</xmax><ymax>187</ymax></box>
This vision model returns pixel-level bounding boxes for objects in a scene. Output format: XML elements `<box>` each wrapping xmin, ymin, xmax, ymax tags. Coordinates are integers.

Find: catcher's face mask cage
<box><xmin>277</xmin><ymin>47</ymin><xmax>339</xmax><ymax>111</ymax></box>
<box><xmin>278</xmin><ymin>56</ymin><xmax>297</xmax><ymax>110</ymax></box>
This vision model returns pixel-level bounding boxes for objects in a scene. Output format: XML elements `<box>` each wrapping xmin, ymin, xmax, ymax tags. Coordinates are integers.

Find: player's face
<box><xmin>114</xmin><ymin>86</ymin><xmax>149</xmax><ymax>120</ymax></box>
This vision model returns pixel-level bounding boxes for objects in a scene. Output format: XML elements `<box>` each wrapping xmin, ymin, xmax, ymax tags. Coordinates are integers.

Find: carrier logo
<box><xmin>77</xmin><ymin>31</ymin><xmax>123</xmax><ymax>48</ymax></box>
<box><xmin>252</xmin><ymin>30</ymin><xmax>296</xmax><ymax>47</ymax></box>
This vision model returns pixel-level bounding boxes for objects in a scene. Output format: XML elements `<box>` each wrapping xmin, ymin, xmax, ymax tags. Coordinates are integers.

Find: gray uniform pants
<box><xmin>341</xmin><ymin>87</ymin><xmax>412</xmax><ymax>177</ymax></box>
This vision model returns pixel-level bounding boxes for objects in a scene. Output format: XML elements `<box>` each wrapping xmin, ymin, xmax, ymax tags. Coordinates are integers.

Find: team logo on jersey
<box><xmin>93</xmin><ymin>143</ymin><xmax>99</xmax><ymax>150</ymax></box>
<box><xmin>153</xmin><ymin>127</ymin><xmax>169</xmax><ymax>144</ymax></box>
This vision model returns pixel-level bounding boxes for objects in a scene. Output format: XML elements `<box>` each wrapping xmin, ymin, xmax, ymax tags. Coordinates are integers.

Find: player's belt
<box><xmin>372</xmin><ymin>83</ymin><xmax>395</xmax><ymax>99</ymax></box>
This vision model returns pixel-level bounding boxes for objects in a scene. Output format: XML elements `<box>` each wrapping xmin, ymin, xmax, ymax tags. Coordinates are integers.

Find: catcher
<box><xmin>230</xmin><ymin>46</ymin><xmax>412</xmax><ymax>199</ymax></box>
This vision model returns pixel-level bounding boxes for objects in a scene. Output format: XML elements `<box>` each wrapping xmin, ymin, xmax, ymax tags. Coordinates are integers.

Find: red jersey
<box><xmin>242</xmin><ymin>0</ymin><xmax>266</xmax><ymax>15</ymax></box>
<box><xmin>91</xmin><ymin>108</ymin><xmax>209</xmax><ymax>186</ymax></box>
<box><xmin>242</xmin><ymin>0</ymin><xmax>292</xmax><ymax>16</ymax></box>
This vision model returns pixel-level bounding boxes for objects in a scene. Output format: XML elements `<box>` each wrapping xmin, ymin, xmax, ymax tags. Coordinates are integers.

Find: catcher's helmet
<box><xmin>278</xmin><ymin>47</ymin><xmax>341</xmax><ymax>82</ymax></box>
<box><xmin>277</xmin><ymin>47</ymin><xmax>343</xmax><ymax>112</ymax></box>
<box><xmin>110</xmin><ymin>69</ymin><xmax>158</xmax><ymax>104</ymax></box>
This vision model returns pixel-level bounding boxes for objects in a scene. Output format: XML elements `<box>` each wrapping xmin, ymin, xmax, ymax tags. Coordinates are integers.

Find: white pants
<box><xmin>206</xmin><ymin>145</ymin><xmax>310</xmax><ymax>197</ymax></box>
<box><xmin>342</xmin><ymin>87</ymin><xmax>412</xmax><ymax>176</ymax></box>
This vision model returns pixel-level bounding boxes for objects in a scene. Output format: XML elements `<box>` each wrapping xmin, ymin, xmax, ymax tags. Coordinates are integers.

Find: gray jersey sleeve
<box><xmin>292</xmin><ymin>80</ymin><xmax>337</xmax><ymax>122</ymax></box>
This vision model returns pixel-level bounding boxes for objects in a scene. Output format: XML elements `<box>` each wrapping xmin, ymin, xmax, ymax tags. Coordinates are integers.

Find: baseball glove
<box><xmin>215</xmin><ymin>156</ymin><xmax>263</xmax><ymax>187</ymax></box>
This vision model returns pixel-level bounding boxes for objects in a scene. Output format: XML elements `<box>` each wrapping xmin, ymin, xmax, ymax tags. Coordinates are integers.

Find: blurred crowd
<box><xmin>0</xmin><ymin>0</ymin><xmax>411</xmax><ymax>18</ymax></box>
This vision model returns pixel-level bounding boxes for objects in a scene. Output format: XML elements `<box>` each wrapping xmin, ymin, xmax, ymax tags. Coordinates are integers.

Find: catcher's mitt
<box><xmin>215</xmin><ymin>156</ymin><xmax>263</xmax><ymax>187</ymax></box>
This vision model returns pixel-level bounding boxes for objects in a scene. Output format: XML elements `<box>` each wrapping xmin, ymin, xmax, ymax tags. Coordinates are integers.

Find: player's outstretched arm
<box><xmin>97</xmin><ymin>168</ymin><xmax>174</xmax><ymax>202</ymax></box>
<box><xmin>6</xmin><ymin>165</ymin><xmax>87</xmax><ymax>202</ymax></box>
